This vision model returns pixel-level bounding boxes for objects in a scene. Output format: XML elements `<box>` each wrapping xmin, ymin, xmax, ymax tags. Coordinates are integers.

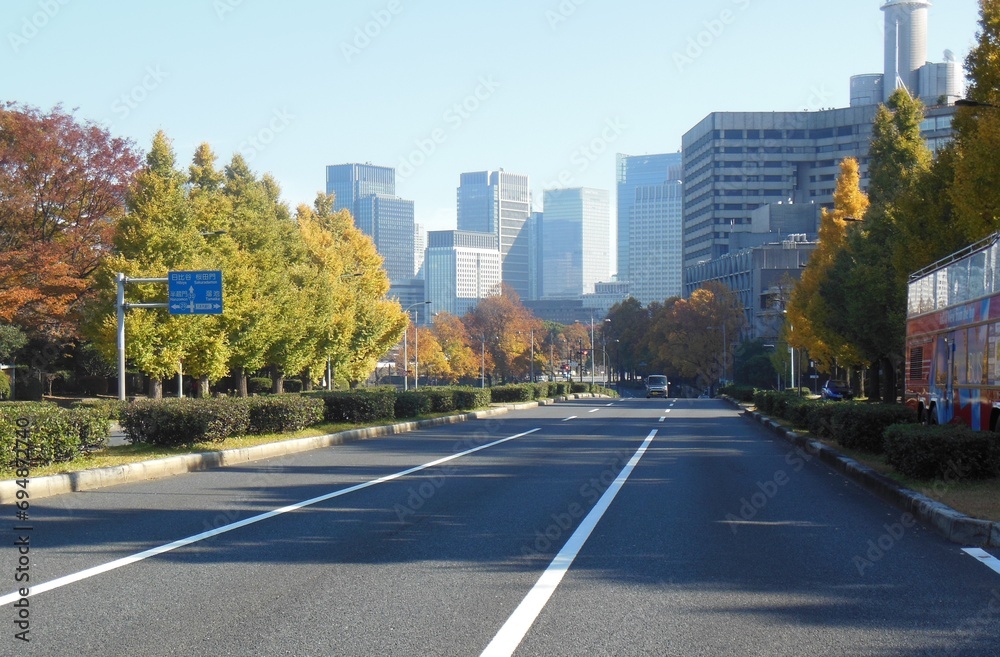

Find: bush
<box><xmin>720</xmin><ymin>384</ymin><xmax>756</xmax><ymax>402</ymax></box>
<box><xmin>71</xmin><ymin>398</ymin><xmax>128</xmax><ymax>422</ymax></box>
<box><xmin>885</xmin><ymin>424</ymin><xmax>1000</xmax><ymax>480</ymax></box>
<box><xmin>491</xmin><ymin>384</ymin><xmax>533</xmax><ymax>403</ymax></box>
<box><xmin>245</xmin><ymin>395</ymin><xmax>324</xmax><ymax>435</ymax></box>
<box><xmin>282</xmin><ymin>379</ymin><xmax>303</xmax><ymax>394</ymax></box>
<box><xmin>0</xmin><ymin>371</ymin><xmax>9</xmax><ymax>400</ymax></box>
<box><xmin>570</xmin><ymin>382</ymin><xmax>590</xmax><ymax>394</ymax></box>
<box><xmin>120</xmin><ymin>398</ymin><xmax>250</xmax><ymax>446</ymax></box>
<box><xmin>395</xmin><ymin>391</ymin><xmax>433</xmax><ymax>419</ymax></box>
<box><xmin>0</xmin><ymin>404</ymin><xmax>110</xmax><ymax>468</ymax></box>
<box><xmin>249</xmin><ymin>377</ymin><xmax>273</xmax><ymax>394</ymax></box>
<box><xmin>452</xmin><ymin>387</ymin><xmax>491</xmax><ymax>410</ymax></box>
<box><xmin>77</xmin><ymin>375</ymin><xmax>109</xmax><ymax>396</ymax></box>
<box><xmin>423</xmin><ymin>388</ymin><xmax>456</xmax><ymax>413</ymax></box>
<box><xmin>831</xmin><ymin>403</ymin><xmax>916</xmax><ymax>453</ymax></box>
<box><xmin>318</xmin><ymin>389</ymin><xmax>396</xmax><ymax>424</ymax></box>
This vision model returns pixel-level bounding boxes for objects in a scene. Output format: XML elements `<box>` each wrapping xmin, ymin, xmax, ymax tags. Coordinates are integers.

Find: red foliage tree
<box><xmin>0</xmin><ymin>102</ymin><xmax>141</xmax><ymax>340</ymax></box>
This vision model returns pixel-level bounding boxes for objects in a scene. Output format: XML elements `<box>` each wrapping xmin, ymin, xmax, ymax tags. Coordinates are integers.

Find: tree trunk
<box><xmin>272</xmin><ymin>367</ymin><xmax>284</xmax><ymax>395</ymax></box>
<box><xmin>869</xmin><ymin>362</ymin><xmax>881</xmax><ymax>402</ymax></box>
<box><xmin>236</xmin><ymin>367</ymin><xmax>248</xmax><ymax>398</ymax></box>
<box><xmin>198</xmin><ymin>376</ymin><xmax>210</xmax><ymax>398</ymax></box>
<box><xmin>303</xmin><ymin>367</ymin><xmax>313</xmax><ymax>392</ymax></box>
<box><xmin>148</xmin><ymin>377</ymin><xmax>162</xmax><ymax>399</ymax></box>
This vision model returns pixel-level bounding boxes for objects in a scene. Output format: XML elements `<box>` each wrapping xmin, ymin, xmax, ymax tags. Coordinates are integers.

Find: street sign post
<box><xmin>168</xmin><ymin>270</ymin><xmax>223</xmax><ymax>315</ymax></box>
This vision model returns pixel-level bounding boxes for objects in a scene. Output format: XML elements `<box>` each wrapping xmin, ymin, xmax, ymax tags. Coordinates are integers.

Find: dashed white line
<box><xmin>588</xmin><ymin>409</ymin><xmax>599</xmax><ymax>413</ymax></box>
<box><xmin>963</xmin><ymin>547</ymin><xmax>1000</xmax><ymax>576</ymax></box>
<box><xmin>480</xmin><ymin>430</ymin><xmax>658</xmax><ymax>657</ymax></box>
<box><xmin>562</xmin><ymin>416</ymin><xmax>577</xmax><ymax>422</ymax></box>
<box><xmin>658</xmin><ymin>416</ymin><xmax>666</xmax><ymax>423</ymax></box>
<box><xmin>0</xmin><ymin>428</ymin><xmax>543</xmax><ymax>607</ymax></box>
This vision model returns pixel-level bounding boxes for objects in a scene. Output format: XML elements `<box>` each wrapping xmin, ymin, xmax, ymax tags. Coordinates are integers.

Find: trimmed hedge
<box><xmin>120</xmin><ymin>398</ymin><xmax>250</xmax><ymax>446</ymax></box>
<box><xmin>490</xmin><ymin>384</ymin><xmax>534</xmax><ymax>404</ymax></box>
<box><xmin>831</xmin><ymin>404</ymin><xmax>916</xmax><ymax>453</ymax></box>
<box><xmin>885</xmin><ymin>424</ymin><xmax>1000</xmax><ymax>480</ymax></box>
<box><xmin>245</xmin><ymin>395</ymin><xmax>324</xmax><ymax>435</ymax></box>
<box><xmin>395</xmin><ymin>391</ymin><xmax>433</xmax><ymax>419</ymax></box>
<box><xmin>452</xmin><ymin>387</ymin><xmax>491</xmax><ymax>410</ymax></box>
<box><xmin>0</xmin><ymin>404</ymin><xmax>111</xmax><ymax>468</ymax></box>
<box><xmin>317</xmin><ymin>389</ymin><xmax>396</xmax><ymax>424</ymax></box>
<box><xmin>423</xmin><ymin>388</ymin><xmax>456</xmax><ymax>413</ymax></box>
<box><xmin>720</xmin><ymin>384</ymin><xmax>756</xmax><ymax>402</ymax></box>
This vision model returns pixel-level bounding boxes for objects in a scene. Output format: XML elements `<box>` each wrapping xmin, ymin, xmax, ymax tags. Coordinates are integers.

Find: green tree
<box><xmin>950</xmin><ymin>0</ymin><xmax>1000</xmax><ymax>241</ymax></box>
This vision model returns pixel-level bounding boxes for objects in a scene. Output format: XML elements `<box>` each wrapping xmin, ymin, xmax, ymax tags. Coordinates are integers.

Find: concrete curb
<box><xmin>731</xmin><ymin>399</ymin><xmax>1000</xmax><ymax>547</ymax></box>
<box><xmin>0</xmin><ymin>404</ymin><xmax>520</xmax><ymax>505</ymax></box>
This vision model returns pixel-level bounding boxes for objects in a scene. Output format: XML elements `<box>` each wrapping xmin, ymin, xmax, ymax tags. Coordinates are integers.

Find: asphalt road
<box><xmin>2</xmin><ymin>398</ymin><xmax>999</xmax><ymax>656</ymax></box>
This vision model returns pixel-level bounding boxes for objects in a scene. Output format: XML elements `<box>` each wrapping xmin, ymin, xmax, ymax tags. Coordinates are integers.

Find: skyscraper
<box><xmin>617</xmin><ymin>153</ymin><xmax>684</xmax><ymax>304</ymax></box>
<box><xmin>616</xmin><ymin>153</ymin><xmax>684</xmax><ymax>302</ymax></box>
<box><xmin>424</xmin><ymin>230</ymin><xmax>502</xmax><ymax>317</ymax></box>
<box><xmin>456</xmin><ymin>170</ymin><xmax>531</xmax><ymax>299</ymax></box>
<box><xmin>541</xmin><ymin>188</ymin><xmax>610</xmax><ymax>299</ymax></box>
<box><xmin>326</xmin><ymin>163</ymin><xmax>415</xmax><ymax>284</ymax></box>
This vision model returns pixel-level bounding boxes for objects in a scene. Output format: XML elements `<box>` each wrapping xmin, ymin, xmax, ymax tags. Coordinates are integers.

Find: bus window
<box><xmin>968</xmin><ymin>324</ymin><xmax>987</xmax><ymax>385</ymax></box>
<box><xmin>935</xmin><ymin>335</ymin><xmax>949</xmax><ymax>387</ymax></box>
<box><xmin>970</xmin><ymin>251</ymin><xmax>987</xmax><ymax>299</ymax></box>
<box><xmin>954</xmin><ymin>329</ymin><xmax>967</xmax><ymax>385</ymax></box>
<box><xmin>950</xmin><ymin>262</ymin><xmax>969</xmax><ymax>304</ymax></box>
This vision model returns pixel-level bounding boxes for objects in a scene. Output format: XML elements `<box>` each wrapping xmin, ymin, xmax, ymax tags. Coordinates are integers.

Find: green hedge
<box><xmin>885</xmin><ymin>424</ymin><xmax>1000</xmax><ymax>480</ymax></box>
<box><xmin>120</xmin><ymin>398</ymin><xmax>250</xmax><ymax>446</ymax></box>
<box><xmin>317</xmin><ymin>389</ymin><xmax>396</xmax><ymax>424</ymax></box>
<box><xmin>245</xmin><ymin>395</ymin><xmax>324</xmax><ymax>435</ymax></box>
<box><xmin>831</xmin><ymin>404</ymin><xmax>916</xmax><ymax>453</ymax></box>
<box><xmin>249</xmin><ymin>377</ymin><xmax>273</xmax><ymax>394</ymax></box>
<box><xmin>423</xmin><ymin>388</ymin><xmax>456</xmax><ymax>413</ymax></box>
<box><xmin>491</xmin><ymin>384</ymin><xmax>534</xmax><ymax>403</ymax></box>
<box><xmin>720</xmin><ymin>384</ymin><xmax>756</xmax><ymax>402</ymax></box>
<box><xmin>394</xmin><ymin>391</ymin><xmax>434</xmax><ymax>419</ymax></box>
<box><xmin>0</xmin><ymin>404</ymin><xmax>110</xmax><ymax>468</ymax></box>
<box><xmin>452</xmin><ymin>387</ymin><xmax>491</xmax><ymax>410</ymax></box>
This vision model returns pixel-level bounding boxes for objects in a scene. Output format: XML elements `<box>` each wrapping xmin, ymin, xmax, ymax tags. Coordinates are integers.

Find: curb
<box><xmin>732</xmin><ymin>400</ymin><xmax>1000</xmax><ymax>547</ymax></box>
<box><xmin>0</xmin><ymin>404</ymin><xmax>521</xmax><ymax>505</ymax></box>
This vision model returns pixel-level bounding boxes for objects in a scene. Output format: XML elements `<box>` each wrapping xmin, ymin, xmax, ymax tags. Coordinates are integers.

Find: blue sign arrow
<box><xmin>168</xmin><ymin>270</ymin><xmax>223</xmax><ymax>315</ymax></box>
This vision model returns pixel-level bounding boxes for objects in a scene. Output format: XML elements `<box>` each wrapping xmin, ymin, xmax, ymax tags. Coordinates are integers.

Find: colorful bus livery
<box><xmin>905</xmin><ymin>232</ymin><xmax>1000</xmax><ymax>431</ymax></box>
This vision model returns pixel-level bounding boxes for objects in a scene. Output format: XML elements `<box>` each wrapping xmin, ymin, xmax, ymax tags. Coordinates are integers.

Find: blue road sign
<box><xmin>168</xmin><ymin>270</ymin><xmax>223</xmax><ymax>315</ymax></box>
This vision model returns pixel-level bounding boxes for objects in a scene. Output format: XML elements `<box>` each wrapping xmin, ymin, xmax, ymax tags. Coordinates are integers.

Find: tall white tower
<box><xmin>882</xmin><ymin>0</ymin><xmax>931</xmax><ymax>101</ymax></box>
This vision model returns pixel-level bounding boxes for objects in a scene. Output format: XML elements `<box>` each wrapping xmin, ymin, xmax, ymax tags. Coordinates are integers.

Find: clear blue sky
<box><xmin>2</xmin><ymin>0</ymin><xmax>981</xmax><ymax>238</ymax></box>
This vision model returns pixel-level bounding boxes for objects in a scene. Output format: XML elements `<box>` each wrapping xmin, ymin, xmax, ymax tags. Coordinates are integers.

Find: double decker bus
<box><xmin>905</xmin><ymin>231</ymin><xmax>1000</xmax><ymax>430</ymax></box>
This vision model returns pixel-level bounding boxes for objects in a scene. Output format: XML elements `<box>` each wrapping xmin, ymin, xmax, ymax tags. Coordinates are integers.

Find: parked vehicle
<box><xmin>821</xmin><ymin>380</ymin><xmax>853</xmax><ymax>401</ymax></box>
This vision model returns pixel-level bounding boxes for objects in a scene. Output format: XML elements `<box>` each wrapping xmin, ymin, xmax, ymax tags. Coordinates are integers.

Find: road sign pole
<box><xmin>117</xmin><ymin>273</ymin><xmax>126</xmax><ymax>401</ymax></box>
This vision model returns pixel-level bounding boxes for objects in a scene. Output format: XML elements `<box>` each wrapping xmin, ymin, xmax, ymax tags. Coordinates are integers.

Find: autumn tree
<box><xmin>821</xmin><ymin>89</ymin><xmax>931</xmax><ymax>401</ymax></box>
<box><xmin>431</xmin><ymin>313</ymin><xmax>480</xmax><ymax>383</ymax></box>
<box><xmin>463</xmin><ymin>286</ymin><xmax>538</xmax><ymax>383</ymax></box>
<box><xmin>786</xmin><ymin>157</ymin><xmax>868</xmax><ymax>372</ymax></box>
<box><xmin>605</xmin><ymin>297</ymin><xmax>651</xmax><ymax>381</ymax></box>
<box><xmin>0</xmin><ymin>103</ymin><xmax>140</xmax><ymax>343</ymax></box>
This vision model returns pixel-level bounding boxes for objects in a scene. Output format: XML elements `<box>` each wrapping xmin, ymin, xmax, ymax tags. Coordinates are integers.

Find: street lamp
<box><xmin>955</xmin><ymin>98</ymin><xmax>1000</xmax><ymax>109</ymax></box>
<box><xmin>402</xmin><ymin>301</ymin><xmax>431</xmax><ymax>391</ymax></box>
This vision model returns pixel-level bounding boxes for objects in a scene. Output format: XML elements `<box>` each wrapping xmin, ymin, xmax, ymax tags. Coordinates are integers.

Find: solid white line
<box><xmin>480</xmin><ymin>429</ymin><xmax>658</xmax><ymax>657</ymax></box>
<box><xmin>963</xmin><ymin>547</ymin><xmax>1000</xmax><ymax>576</ymax></box>
<box><xmin>0</xmin><ymin>428</ymin><xmax>542</xmax><ymax>607</ymax></box>
<box><xmin>562</xmin><ymin>416</ymin><xmax>577</xmax><ymax>422</ymax></box>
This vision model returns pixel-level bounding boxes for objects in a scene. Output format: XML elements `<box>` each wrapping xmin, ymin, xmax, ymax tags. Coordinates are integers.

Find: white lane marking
<box><xmin>664</xmin><ymin>409</ymin><xmax>671</xmax><ymax>414</ymax></box>
<box><xmin>0</xmin><ymin>428</ymin><xmax>542</xmax><ymax>607</ymax></box>
<box><xmin>963</xmin><ymin>548</ymin><xmax>1000</xmax><ymax>576</ymax></box>
<box><xmin>658</xmin><ymin>416</ymin><xmax>666</xmax><ymax>423</ymax></box>
<box><xmin>480</xmin><ymin>429</ymin><xmax>658</xmax><ymax>657</ymax></box>
<box><xmin>562</xmin><ymin>416</ymin><xmax>577</xmax><ymax>422</ymax></box>
<box><xmin>588</xmin><ymin>409</ymin><xmax>599</xmax><ymax>413</ymax></box>
<box><xmin>605</xmin><ymin>403</ymin><xmax>614</xmax><ymax>407</ymax></box>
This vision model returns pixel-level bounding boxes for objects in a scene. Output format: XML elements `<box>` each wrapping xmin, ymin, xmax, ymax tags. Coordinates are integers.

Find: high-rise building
<box><xmin>617</xmin><ymin>153</ymin><xmax>684</xmax><ymax>304</ymax></box>
<box><xmin>526</xmin><ymin>211</ymin><xmax>544</xmax><ymax>301</ymax></box>
<box><xmin>414</xmin><ymin>223</ymin><xmax>426</xmax><ymax>278</ymax></box>
<box><xmin>424</xmin><ymin>230</ymin><xmax>502</xmax><ymax>317</ymax></box>
<box><xmin>456</xmin><ymin>170</ymin><xmax>532</xmax><ymax>299</ymax></box>
<box><xmin>540</xmin><ymin>188</ymin><xmax>610</xmax><ymax>299</ymax></box>
<box><xmin>326</xmin><ymin>163</ymin><xmax>415</xmax><ymax>284</ymax></box>
<box><xmin>616</xmin><ymin>153</ymin><xmax>681</xmax><ymax>283</ymax></box>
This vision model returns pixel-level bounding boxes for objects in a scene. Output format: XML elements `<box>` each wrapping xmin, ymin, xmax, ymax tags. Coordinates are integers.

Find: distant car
<box><xmin>821</xmin><ymin>380</ymin><xmax>853</xmax><ymax>401</ymax></box>
<box><xmin>645</xmin><ymin>375</ymin><xmax>669</xmax><ymax>398</ymax></box>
